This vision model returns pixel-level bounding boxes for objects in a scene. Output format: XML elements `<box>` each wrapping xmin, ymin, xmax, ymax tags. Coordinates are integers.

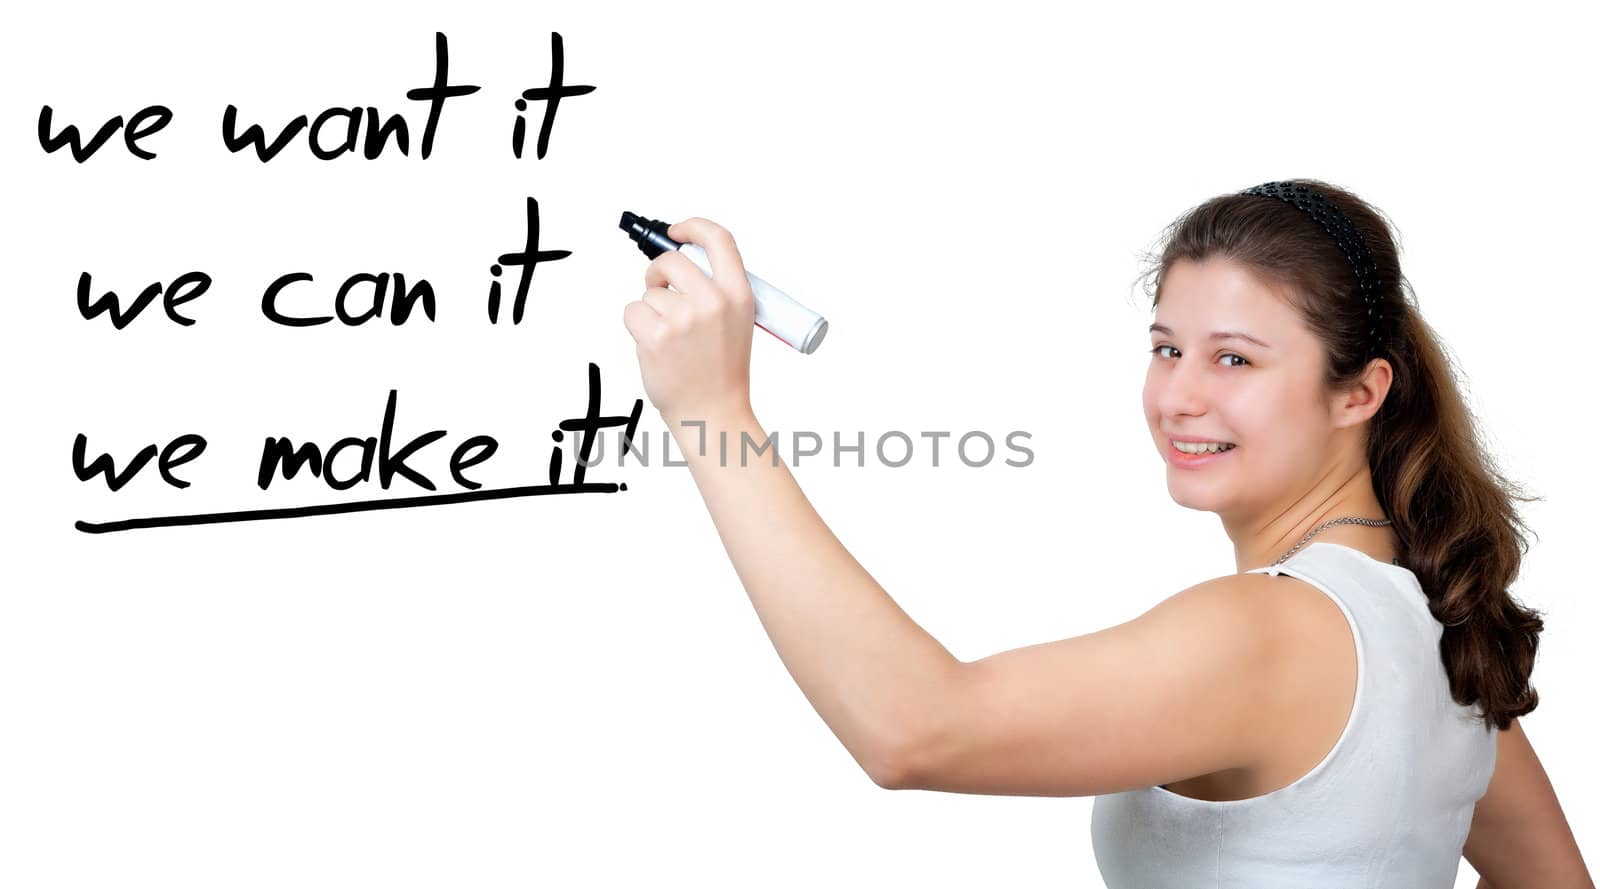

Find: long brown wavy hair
<box><xmin>1136</xmin><ymin>178</ymin><xmax>1544</xmax><ymax>731</ymax></box>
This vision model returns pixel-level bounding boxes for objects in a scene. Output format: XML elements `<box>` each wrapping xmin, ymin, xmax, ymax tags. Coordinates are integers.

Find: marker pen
<box><xmin>618</xmin><ymin>211</ymin><xmax>829</xmax><ymax>354</ymax></box>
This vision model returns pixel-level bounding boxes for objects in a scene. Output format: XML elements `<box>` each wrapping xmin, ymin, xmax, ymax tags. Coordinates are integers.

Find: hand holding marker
<box><xmin>620</xmin><ymin>212</ymin><xmax>829</xmax><ymax>354</ymax></box>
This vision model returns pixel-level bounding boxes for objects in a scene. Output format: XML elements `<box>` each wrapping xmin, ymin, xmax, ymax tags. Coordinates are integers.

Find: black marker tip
<box><xmin>618</xmin><ymin>210</ymin><xmax>678</xmax><ymax>259</ymax></box>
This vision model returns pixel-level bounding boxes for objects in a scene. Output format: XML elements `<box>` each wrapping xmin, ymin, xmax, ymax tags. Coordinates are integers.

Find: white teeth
<box><xmin>1174</xmin><ymin>440</ymin><xmax>1236</xmax><ymax>454</ymax></box>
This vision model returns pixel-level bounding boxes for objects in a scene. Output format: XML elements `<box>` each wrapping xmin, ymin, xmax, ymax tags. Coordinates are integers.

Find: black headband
<box><xmin>1241</xmin><ymin>181</ymin><xmax>1385</xmax><ymax>364</ymax></box>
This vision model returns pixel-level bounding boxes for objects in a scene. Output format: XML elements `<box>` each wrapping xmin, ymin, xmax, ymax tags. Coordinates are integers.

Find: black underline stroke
<box><xmin>74</xmin><ymin>482</ymin><xmax>624</xmax><ymax>534</ymax></box>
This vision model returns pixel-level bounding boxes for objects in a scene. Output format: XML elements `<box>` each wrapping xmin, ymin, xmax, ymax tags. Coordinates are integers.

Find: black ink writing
<box><xmin>222</xmin><ymin>32</ymin><xmax>481</xmax><ymax>162</ymax></box>
<box><xmin>78</xmin><ymin>271</ymin><xmax>211</xmax><ymax>328</ymax></box>
<box><xmin>487</xmin><ymin>196</ymin><xmax>571</xmax><ymax>324</ymax></box>
<box><xmin>261</xmin><ymin>272</ymin><xmax>437</xmax><ymax>327</ymax></box>
<box><xmin>38</xmin><ymin>104</ymin><xmax>173</xmax><ymax>161</ymax></box>
<box><xmin>256</xmin><ymin>389</ymin><xmax>491</xmax><ymax>491</ymax></box>
<box><xmin>59</xmin><ymin>34</ymin><xmax>635</xmax><ymax>535</ymax></box>
<box><xmin>73</xmin><ymin>432</ymin><xmax>207</xmax><ymax>490</ymax></box>
<box><xmin>511</xmin><ymin>32</ymin><xmax>595</xmax><ymax>160</ymax></box>
<box><xmin>546</xmin><ymin>362</ymin><xmax>643</xmax><ymax>486</ymax></box>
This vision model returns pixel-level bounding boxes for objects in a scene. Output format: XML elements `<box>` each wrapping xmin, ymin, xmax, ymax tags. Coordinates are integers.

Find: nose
<box><xmin>1155</xmin><ymin>353</ymin><xmax>1212</xmax><ymax>419</ymax></box>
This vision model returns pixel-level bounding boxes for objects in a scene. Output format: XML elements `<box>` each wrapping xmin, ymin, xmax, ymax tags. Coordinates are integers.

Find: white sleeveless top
<box><xmin>1090</xmin><ymin>541</ymin><xmax>1498</xmax><ymax>888</ymax></box>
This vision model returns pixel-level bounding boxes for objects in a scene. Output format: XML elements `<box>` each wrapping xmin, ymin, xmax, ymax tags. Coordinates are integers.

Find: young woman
<box><xmin>619</xmin><ymin>180</ymin><xmax>1592</xmax><ymax>888</ymax></box>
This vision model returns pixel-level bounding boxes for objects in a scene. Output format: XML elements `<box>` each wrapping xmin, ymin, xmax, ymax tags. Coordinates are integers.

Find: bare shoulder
<box><xmin>1151</xmin><ymin>569</ymin><xmax>1346</xmax><ymax>665</ymax></box>
<box><xmin>1227</xmin><ymin>566</ymin><xmax>1350</xmax><ymax>628</ymax></box>
<box><xmin>1137</xmin><ymin>570</ymin><xmax>1290</xmax><ymax>639</ymax></box>
<box><xmin>1187</xmin><ymin>569</ymin><xmax>1362</xmax><ymax>796</ymax></box>
<box><xmin>1165</xmin><ymin>570</ymin><xmax>1357</xmax><ymax>747</ymax></box>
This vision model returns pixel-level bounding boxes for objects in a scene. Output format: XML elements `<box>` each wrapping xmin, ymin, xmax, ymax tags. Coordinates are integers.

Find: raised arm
<box><xmin>620</xmin><ymin>217</ymin><xmax>1288</xmax><ymax>797</ymax></box>
<box><xmin>1464</xmin><ymin>718</ymin><xmax>1594</xmax><ymax>889</ymax></box>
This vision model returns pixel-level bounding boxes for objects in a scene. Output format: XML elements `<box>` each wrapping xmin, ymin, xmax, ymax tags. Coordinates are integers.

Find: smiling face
<box><xmin>1142</xmin><ymin>257</ymin><xmax>1340</xmax><ymax>518</ymax></box>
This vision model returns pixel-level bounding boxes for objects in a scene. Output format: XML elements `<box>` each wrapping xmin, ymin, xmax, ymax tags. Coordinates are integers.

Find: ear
<box><xmin>1333</xmin><ymin>358</ymin><xmax>1393</xmax><ymax>428</ymax></box>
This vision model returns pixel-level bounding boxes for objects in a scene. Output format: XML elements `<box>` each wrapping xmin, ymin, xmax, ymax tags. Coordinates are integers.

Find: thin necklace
<box><xmin>1272</xmin><ymin>515</ymin><xmax>1394</xmax><ymax>567</ymax></box>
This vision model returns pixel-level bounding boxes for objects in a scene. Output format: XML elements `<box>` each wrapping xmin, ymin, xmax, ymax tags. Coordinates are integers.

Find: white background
<box><xmin>2</xmin><ymin>1</ymin><xmax>1594</xmax><ymax>886</ymax></box>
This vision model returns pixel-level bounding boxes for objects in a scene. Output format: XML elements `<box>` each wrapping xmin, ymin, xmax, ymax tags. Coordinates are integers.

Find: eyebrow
<box><xmin>1148</xmin><ymin>323</ymin><xmax>1272</xmax><ymax>350</ymax></box>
